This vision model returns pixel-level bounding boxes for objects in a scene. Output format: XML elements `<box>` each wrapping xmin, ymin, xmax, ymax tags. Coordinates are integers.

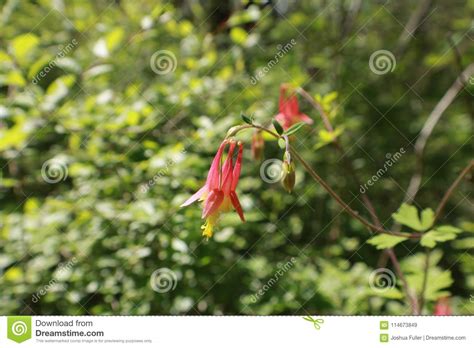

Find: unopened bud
<box><xmin>281</xmin><ymin>160</ymin><xmax>295</xmax><ymax>193</ymax></box>
<box><xmin>251</xmin><ymin>131</ymin><xmax>265</xmax><ymax>160</ymax></box>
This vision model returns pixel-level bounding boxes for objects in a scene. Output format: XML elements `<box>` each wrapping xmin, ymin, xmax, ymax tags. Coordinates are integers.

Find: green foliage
<box><xmin>272</xmin><ymin>119</ymin><xmax>284</xmax><ymax>135</ymax></box>
<box><xmin>420</xmin><ymin>225</ymin><xmax>463</xmax><ymax>248</ymax></box>
<box><xmin>367</xmin><ymin>234</ymin><xmax>409</xmax><ymax>250</ymax></box>
<box><xmin>241</xmin><ymin>113</ymin><xmax>253</xmax><ymax>125</ymax></box>
<box><xmin>284</xmin><ymin>122</ymin><xmax>306</xmax><ymax>136</ymax></box>
<box><xmin>402</xmin><ymin>251</ymin><xmax>453</xmax><ymax>301</ymax></box>
<box><xmin>392</xmin><ymin>204</ymin><xmax>434</xmax><ymax>232</ymax></box>
<box><xmin>0</xmin><ymin>0</ymin><xmax>472</xmax><ymax>316</ymax></box>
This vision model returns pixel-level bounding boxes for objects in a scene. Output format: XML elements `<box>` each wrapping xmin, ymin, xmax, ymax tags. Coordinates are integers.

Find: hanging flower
<box><xmin>181</xmin><ymin>140</ymin><xmax>245</xmax><ymax>239</ymax></box>
<box><xmin>434</xmin><ymin>297</ymin><xmax>452</xmax><ymax>316</ymax></box>
<box><xmin>275</xmin><ymin>84</ymin><xmax>313</xmax><ymax>130</ymax></box>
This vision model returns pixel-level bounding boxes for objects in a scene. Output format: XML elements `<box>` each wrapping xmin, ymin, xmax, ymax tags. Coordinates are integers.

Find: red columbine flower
<box><xmin>275</xmin><ymin>84</ymin><xmax>313</xmax><ymax>130</ymax></box>
<box><xmin>434</xmin><ymin>297</ymin><xmax>452</xmax><ymax>316</ymax></box>
<box><xmin>181</xmin><ymin>139</ymin><xmax>245</xmax><ymax>238</ymax></box>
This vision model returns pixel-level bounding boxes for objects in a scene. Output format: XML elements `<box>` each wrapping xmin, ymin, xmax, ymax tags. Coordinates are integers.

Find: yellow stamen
<box><xmin>201</xmin><ymin>220</ymin><xmax>214</xmax><ymax>239</ymax></box>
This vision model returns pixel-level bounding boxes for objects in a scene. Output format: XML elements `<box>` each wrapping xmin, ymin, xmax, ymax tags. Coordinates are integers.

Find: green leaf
<box><xmin>322</xmin><ymin>91</ymin><xmax>338</xmax><ymax>104</ymax></box>
<box><xmin>2</xmin><ymin>71</ymin><xmax>25</xmax><ymax>87</ymax></box>
<box><xmin>230</xmin><ymin>27</ymin><xmax>248</xmax><ymax>45</ymax></box>
<box><xmin>406</xmin><ymin>269</ymin><xmax>453</xmax><ymax>301</ymax></box>
<box><xmin>272</xmin><ymin>119</ymin><xmax>283</xmax><ymax>135</ymax></box>
<box><xmin>278</xmin><ymin>138</ymin><xmax>286</xmax><ymax>149</ymax></box>
<box><xmin>420</xmin><ymin>225</ymin><xmax>462</xmax><ymax>248</ymax></box>
<box><xmin>460</xmin><ymin>221</ymin><xmax>474</xmax><ymax>233</ymax></box>
<box><xmin>392</xmin><ymin>204</ymin><xmax>434</xmax><ymax>231</ymax></box>
<box><xmin>42</xmin><ymin>74</ymin><xmax>76</xmax><ymax>111</ymax></box>
<box><xmin>367</xmin><ymin>234</ymin><xmax>408</xmax><ymax>249</ymax></box>
<box><xmin>105</xmin><ymin>27</ymin><xmax>124</xmax><ymax>52</ymax></box>
<box><xmin>10</xmin><ymin>33</ymin><xmax>39</xmax><ymax>65</ymax></box>
<box><xmin>284</xmin><ymin>122</ymin><xmax>306</xmax><ymax>136</ymax></box>
<box><xmin>420</xmin><ymin>208</ymin><xmax>435</xmax><ymax>230</ymax></box>
<box><xmin>241</xmin><ymin>112</ymin><xmax>252</xmax><ymax>124</ymax></box>
<box><xmin>369</xmin><ymin>287</ymin><xmax>404</xmax><ymax>299</ymax></box>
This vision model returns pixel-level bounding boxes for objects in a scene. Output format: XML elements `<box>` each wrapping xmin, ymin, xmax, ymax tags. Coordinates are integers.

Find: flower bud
<box><xmin>251</xmin><ymin>131</ymin><xmax>264</xmax><ymax>160</ymax></box>
<box><xmin>281</xmin><ymin>159</ymin><xmax>295</xmax><ymax>193</ymax></box>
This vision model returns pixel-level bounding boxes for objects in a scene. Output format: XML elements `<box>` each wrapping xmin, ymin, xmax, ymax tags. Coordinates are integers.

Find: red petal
<box><xmin>279</xmin><ymin>84</ymin><xmax>288</xmax><ymax>112</ymax></box>
<box><xmin>231</xmin><ymin>143</ymin><xmax>243</xmax><ymax>191</ymax></box>
<box><xmin>205</xmin><ymin>141</ymin><xmax>227</xmax><ymax>190</ymax></box>
<box><xmin>298</xmin><ymin>113</ymin><xmax>313</xmax><ymax>124</ymax></box>
<box><xmin>286</xmin><ymin>94</ymin><xmax>300</xmax><ymax>115</ymax></box>
<box><xmin>275</xmin><ymin>113</ymin><xmax>291</xmax><ymax>130</ymax></box>
<box><xmin>180</xmin><ymin>186</ymin><xmax>207</xmax><ymax>207</ymax></box>
<box><xmin>202</xmin><ymin>189</ymin><xmax>224</xmax><ymax>218</ymax></box>
<box><xmin>230</xmin><ymin>191</ymin><xmax>245</xmax><ymax>222</ymax></box>
<box><xmin>221</xmin><ymin>142</ymin><xmax>235</xmax><ymax>194</ymax></box>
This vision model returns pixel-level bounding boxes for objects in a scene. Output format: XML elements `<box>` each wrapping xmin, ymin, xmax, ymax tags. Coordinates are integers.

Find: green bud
<box><xmin>281</xmin><ymin>160</ymin><xmax>296</xmax><ymax>193</ymax></box>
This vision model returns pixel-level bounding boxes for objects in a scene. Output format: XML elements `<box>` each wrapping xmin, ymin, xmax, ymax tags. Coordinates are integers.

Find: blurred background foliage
<box><xmin>0</xmin><ymin>0</ymin><xmax>473</xmax><ymax>315</ymax></box>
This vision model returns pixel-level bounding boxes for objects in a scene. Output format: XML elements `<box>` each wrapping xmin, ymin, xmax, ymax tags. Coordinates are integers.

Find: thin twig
<box><xmin>296</xmin><ymin>88</ymin><xmax>421</xmax><ymax>313</ymax></box>
<box><xmin>297</xmin><ymin>87</ymin><xmax>383</xmax><ymax>226</ymax></box>
<box><xmin>395</xmin><ymin>0</ymin><xmax>433</xmax><ymax>56</ymax></box>
<box><xmin>434</xmin><ymin>160</ymin><xmax>473</xmax><ymax>221</ymax></box>
<box><xmin>418</xmin><ymin>249</ymin><xmax>431</xmax><ymax>313</ymax></box>
<box><xmin>447</xmin><ymin>35</ymin><xmax>474</xmax><ymax>120</ymax></box>
<box><xmin>290</xmin><ymin>149</ymin><xmax>419</xmax><ymax>238</ymax></box>
<box><xmin>405</xmin><ymin>63</ymin><xmax>474</xmax><ymax>203</ymax></box>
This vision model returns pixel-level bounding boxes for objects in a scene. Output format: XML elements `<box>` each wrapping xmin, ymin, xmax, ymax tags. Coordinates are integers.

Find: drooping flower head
<box><xmin>434</xmin><ymin>297</ymin><xmax>452</xmax><ymax>316</ymax></box>
<box><xmin>181</xmin><ymin>139</ymin><xmax>245</xmax><ymax>239</ymax></box>
<box><xmin>275</xmin><ymin>84</ymin><xmax>313</xmax><ymax>130</ymax></box>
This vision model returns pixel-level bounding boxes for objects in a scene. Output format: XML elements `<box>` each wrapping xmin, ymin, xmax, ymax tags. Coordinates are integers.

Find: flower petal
<box><xmin>180</xmin><ymin>186</ymin><xmax>207</xmax><ymax>207</ymax></box>
<box><xmin>231</xmin><ymin>142</ymin><xmax>243</xmax><ymax>191</ymax></box>
<box><xmin>298</xmin><ymin>113</ymin><xmax>313</xmax><ymax>124</ymax></box>
<box><xmin>202</xmin><ymin>189</ymin><xmax>224</xmax><ymax>219</ymax></box>
<box><xmin>205</xmin><ymin>141</ymin><xmax>227</xmax><ymax>190</ymax></box>
<box><xmin>230</xmin><ymin>191</ymin><xmax>245</xmax><ymax>222</ymax></box>
<box><xmin>275</xmin><ymin>113</ymin><xmax>291</xmax><ymax>130</ymax></box>
<box><xmin>221</xmin><ymin>142</ymin><xmax>235</xmax><ymax>194</ymax></box>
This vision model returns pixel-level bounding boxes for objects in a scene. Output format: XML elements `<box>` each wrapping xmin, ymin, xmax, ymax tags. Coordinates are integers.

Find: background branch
<box><xmin>404</xmin><ymin>63</ymin><xmax>474</xmax><ymax>204</ymax></box>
